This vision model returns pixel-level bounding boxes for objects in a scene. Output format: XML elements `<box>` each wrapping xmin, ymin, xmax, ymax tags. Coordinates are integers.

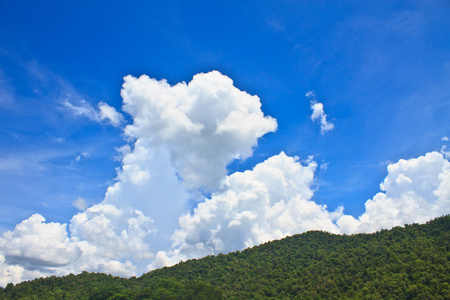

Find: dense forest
<box><xmin>1</xmin><ymin>215</ymin><xmax>448</xmax><ymax>299</ymax></box>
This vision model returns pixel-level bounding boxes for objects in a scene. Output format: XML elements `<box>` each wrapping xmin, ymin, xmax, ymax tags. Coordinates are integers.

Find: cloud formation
<box><xmin>441</xmin><ymin>146</ymin><xmax>450</xmax><ymax>160</ymax></box>
<box><xmin>103</xmin><ymin>140</ymin><xmax>190</xmax><ymax>248</ymax></box>
<box><xmin>63</xmin><ymin>100</ymin><xmax>124</xmax><ymax>127</ymax></box>
<box><xmin>152</xmin><ymin>151</ymin><xmax>450</xmax><ymax>269</ymax></box>
<box><xmin>0</xmin><ymin>70</ymin><xmax>279</xmax><ymax>286</ymax></box>
<box><xmin>337</xmin><ymin>151</ymin><xmax>450</xmax><ymax>234</ymax></box>
<box><xmin>0</xmin><ymin>204</ymin><xmax>155</xmax><ymax>286</ymax></box>
<box><xmin>72</xmin><ymin>198</ymin><xmax>88</xmax><ymax>211</ymax></box>
<box><xmin>121</xmin><ymin>71</ymin><xmax>278</xmax><ymax>191</ymax></box>
<box><xmin>0</xmin><ymin>214</ymin><xmax>80</xmax><ymax>271</ymax></box>
<box><xmin>305</xmin><ymin>91</ymin><xmax>334</xmax><ymax>135</ymax></box>
<box><xmin>0</xmin><ymin>72</ymin><xmax>448</xmax><ymax>287</ymax></box>
<box><xmin>104</xmin><ymin>70</ymin><xmax>279</xmax><ymax>251</ymax></box>
<box><xmin>149</xmin><ymin>152</ymin><xmax>342</xmax><ymax>269</ymax></box>
<box><xmin>69</xmin><ymin>204</ymin><xmax>155</xmax><ymax>264</ymax></box>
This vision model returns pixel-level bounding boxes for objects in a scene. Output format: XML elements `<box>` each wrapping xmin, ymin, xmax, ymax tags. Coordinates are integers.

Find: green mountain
<box><xmin>1</xmin><ymin>215</ymin><xmax>448</xmax><ymax>299</ymax></box>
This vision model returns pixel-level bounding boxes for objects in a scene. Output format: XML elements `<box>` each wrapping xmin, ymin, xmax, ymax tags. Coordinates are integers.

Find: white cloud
<box><xmin>0</xmin><ymin>204</ymin><xmax>156</xmax><ymax>286</ymax></box>
<box><xmin>0</xmin><ymin>214</ymin><xmax>80</xmax><ymax>286</ymax></box>
<box><xmin>310</xmin><ymin>102</ymin><xmax>334</xmax><ymax>134</ymax></box>
<box><xmin>71</xmin><ymin>152</ymin><xmax>89</xmax><ymax>166</ymax></box>
<box><xmin>3</xmin><ymin>148</ymin><xmax>447</xmax><ymax>287</ymax></box>
<box><xmin>305</xmin><ymin>91</ymin><xmax>334</xmax><ymax>135</ymax></box>
<box><xmin>99</xmin><ymin>102</ymin><xmax>125</xmax><ymax>127</ymax></box>
<box><xmin>0</xmin><ymin>66</ymin><xmax>282</xmax><ymax>285</ymax></box>
<box><xmin>441</xmin><ymin>145</ymin><xmax>450</xmax><ymax>159</ymax></box>
<box><xmin>337</xmin><ymin>151</ymin><xmax>450</xmax><ymax>233</ymax></box>
<box><xmin>152</xmin><ymin>151</ymin><xmax>450</xmax><ymax>269</ymax></box>
<box><xmin>305</xmin><ymin>90</ymin><xmax>315</xmax><ymax>98</ymax></box>
<box><xmin>121</xmin><ymin>71</ymin><xmax>277</xmax><ymax>191</ymax></box>
<box><xmin>0</xmin><ymin>214</ymin><xmax>81</xmax><ymax>270</ymax></box>
<box><xmin>100</xmin><ymin>70</ymin><xmax>278</xmax><ymax>269</ymax></box>
<box><xmin>442</xmin><ymin>136</ymin><xmax>449</xmax><ymax>141</ymax></box>
<box><xmin>73</xmin><ymin>198</ymin><xmax>88</xmax><ymax>211</ymax></box>
<box><xmin>63</xmin><ymin>100</ymin><xmax>124</xmax><ymax>127</ymax></box>
<box><xmin>148</xmin><ymin>152</ymin><xmax>342</xmax><ymax>269</ymax></box>
<box><xmin>63</xmin><ymin>99</ymin><xmax>99</xmax><ymax>121</ymax></box>
<box><xmin>320</xmin><ymin>161</ymin><xmax>329</xmax><ymax>171</ymax></box>
<box><xmin>1</xmin><ymin>71</ymin><xmax>449</xmax><ymax>287</ymax></box>
<box><xmin>69</xmin><ymin>204</ymin><xmax>155</xmax><ymax>262</ymax></box>
<box><xmin>103</xmin><ymin>139</ymin><xmax>191</xmax><ymax>250</ymax></box>
<box><xmin>0</xmin><ymin>255</ymin><xmax>44</xmax><ymax>288</ymax></box>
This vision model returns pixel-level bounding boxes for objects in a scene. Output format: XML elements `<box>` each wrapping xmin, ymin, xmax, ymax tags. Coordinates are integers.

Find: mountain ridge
<box><xmin>1</xmin><ymin>215</ymin><xmax>449</xmax><ymax>299</ymax></box>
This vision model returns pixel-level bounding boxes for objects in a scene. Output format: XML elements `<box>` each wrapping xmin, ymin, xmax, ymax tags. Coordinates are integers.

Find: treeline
<box><xmin>0</xmin><ymin>275</ymin><xmax>223</xmax><ymax>300</ymax></box>
<box><xmin>1</xmin><ymin>215</ymin><xmax>448</xmax><ymax>299</ymax></box>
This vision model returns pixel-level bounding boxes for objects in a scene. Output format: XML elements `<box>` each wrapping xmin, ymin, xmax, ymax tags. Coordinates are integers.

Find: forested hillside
<box><xmin>1</xmin><ymin>215</ymin><xmax>448</xmax><ymax>299</ymax></box>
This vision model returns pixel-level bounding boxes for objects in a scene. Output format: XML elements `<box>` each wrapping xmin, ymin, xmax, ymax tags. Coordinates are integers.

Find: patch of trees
<box><xmin>1</xmin><ymin>215</ymin><xmax>448</xmax><ymax>299</ymax></box>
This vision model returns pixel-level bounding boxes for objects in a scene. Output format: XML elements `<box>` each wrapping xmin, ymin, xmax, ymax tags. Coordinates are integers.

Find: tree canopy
<box><xmin>1</xmin><ymin>215</ymin><xmax>448</xmax><ymax>299</ymax></box>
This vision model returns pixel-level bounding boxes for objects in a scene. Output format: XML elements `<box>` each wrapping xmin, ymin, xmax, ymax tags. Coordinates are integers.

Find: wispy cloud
<box><xmin>72</xmin><ymin>198</ymin><xmax>88</xmax><ymax>211</ymax></box>
<box><xmin>267</xmin><ymin>19</ymin><xmax>285</xmax><ymax>33</ymax></box>
<box><xmin>1</xmin><ymin>55</ymin><xmax>123</xmax><ymax>128</ymax></box>
<box><xmin>0</xmin><ymin>69</ymin><xmax>14</xmax><ymax>107</ymax></box>
<box><xmin>63</xmin><ymin>100</ymin><xmax>124</xmax><ymax>127</ymax></box>
<box><xmin>71</xmin><ymin>152</ymin><xmax>89</xmax><ymax>166</ymax></box>
<box><xmin>441</xmin><ymin>146</ymin><xmax>450</xmax><ymax>159</ymax></box>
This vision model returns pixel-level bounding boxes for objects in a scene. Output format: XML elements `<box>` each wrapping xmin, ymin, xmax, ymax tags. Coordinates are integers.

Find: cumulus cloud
<box><xmin>0</xmin><ymin>204</ymin><xmax>155</xmax><ymax>286</ymax></box>
<box><xmin>105</xmin><ymin>70</ymin><xmax>278</xmax><ymax>250</ymax></box>
<box><xmin>63</xmin><ymin>100</ymin><xmax>124</xmax><ymax>127</ymax></box>
<box><xmin>337</xmin><ymin>151</ymin><xmax>450</xmax><ymax>234</ymax></box>
<box><xmin>442</xmin><ymin>136</ymin><xmax>449</xmax><ymax>142</ymax></box>
<box><xmin>3</xmin><ymin>149</ymin><xmax>447</xmax><ymax>286</ymax></box>
<box><xmin>305</xmin><ymin>91</ymin><xmax>334</xmax><ymax>135</ymax></box>
<box><xmin>1</xmin><ymin>71</ymin><xmax>449</xmax><ymax>287</ymax></box>
<box><xmin>149</xmin><ymin>152</ymin><xmax>342</xmax><ymax>269</ymax></box>
<box><xmin>1</xmin><ymin>70</ymin><xmax>280</xmax><ymax>285</ymax></box>
<box><xmin>69</xmin><ymin>204</ymin><xmax>155</xmax><ymax>262</ymax></box>
<box><xmin>0</xmin><ymin>214</ymin><xmax>81</xmax><ymax>270</ymax></box>
<box><xmin>0</xmin><ymin>214</ymin><xmax>80</xmax><ymax>286</ymax></box>
<box><xmin>103</xmin><ymin>140</ymin><xmax>191</xmax><ymax>250</ymax></box>
<box><xmin>152</xmin><ymin>151</ymin><xmax>450</xmax><ymax>269</ymax></box>
<box><xmin>0</xmin><ymin>71</ymin><xmax>280</xmax><ymax>285</ymax></box>
<box><xmin>121</xmin><ymin>71</ymin><xmax>277</xmax><ymax>191</ymax></box>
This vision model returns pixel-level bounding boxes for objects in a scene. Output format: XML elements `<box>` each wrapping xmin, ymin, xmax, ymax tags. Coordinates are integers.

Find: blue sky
<box><xmin>0</xmin><ymin>0</ymin><xmax>449</xmax><ymax>285</ymax></box>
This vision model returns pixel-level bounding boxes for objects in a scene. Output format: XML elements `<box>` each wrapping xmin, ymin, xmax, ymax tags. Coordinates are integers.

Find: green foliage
<box><xmin>1</xmin><ymin>215</ymin><xmax>448</xmax><ymax>299</ymax></box>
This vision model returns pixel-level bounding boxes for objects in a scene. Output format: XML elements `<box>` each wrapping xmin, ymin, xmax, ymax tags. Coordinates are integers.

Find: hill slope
<box><xmin>1</xmin><ymin>215</ymin><xmax>449</xmax><ymax>299</ymax></box>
